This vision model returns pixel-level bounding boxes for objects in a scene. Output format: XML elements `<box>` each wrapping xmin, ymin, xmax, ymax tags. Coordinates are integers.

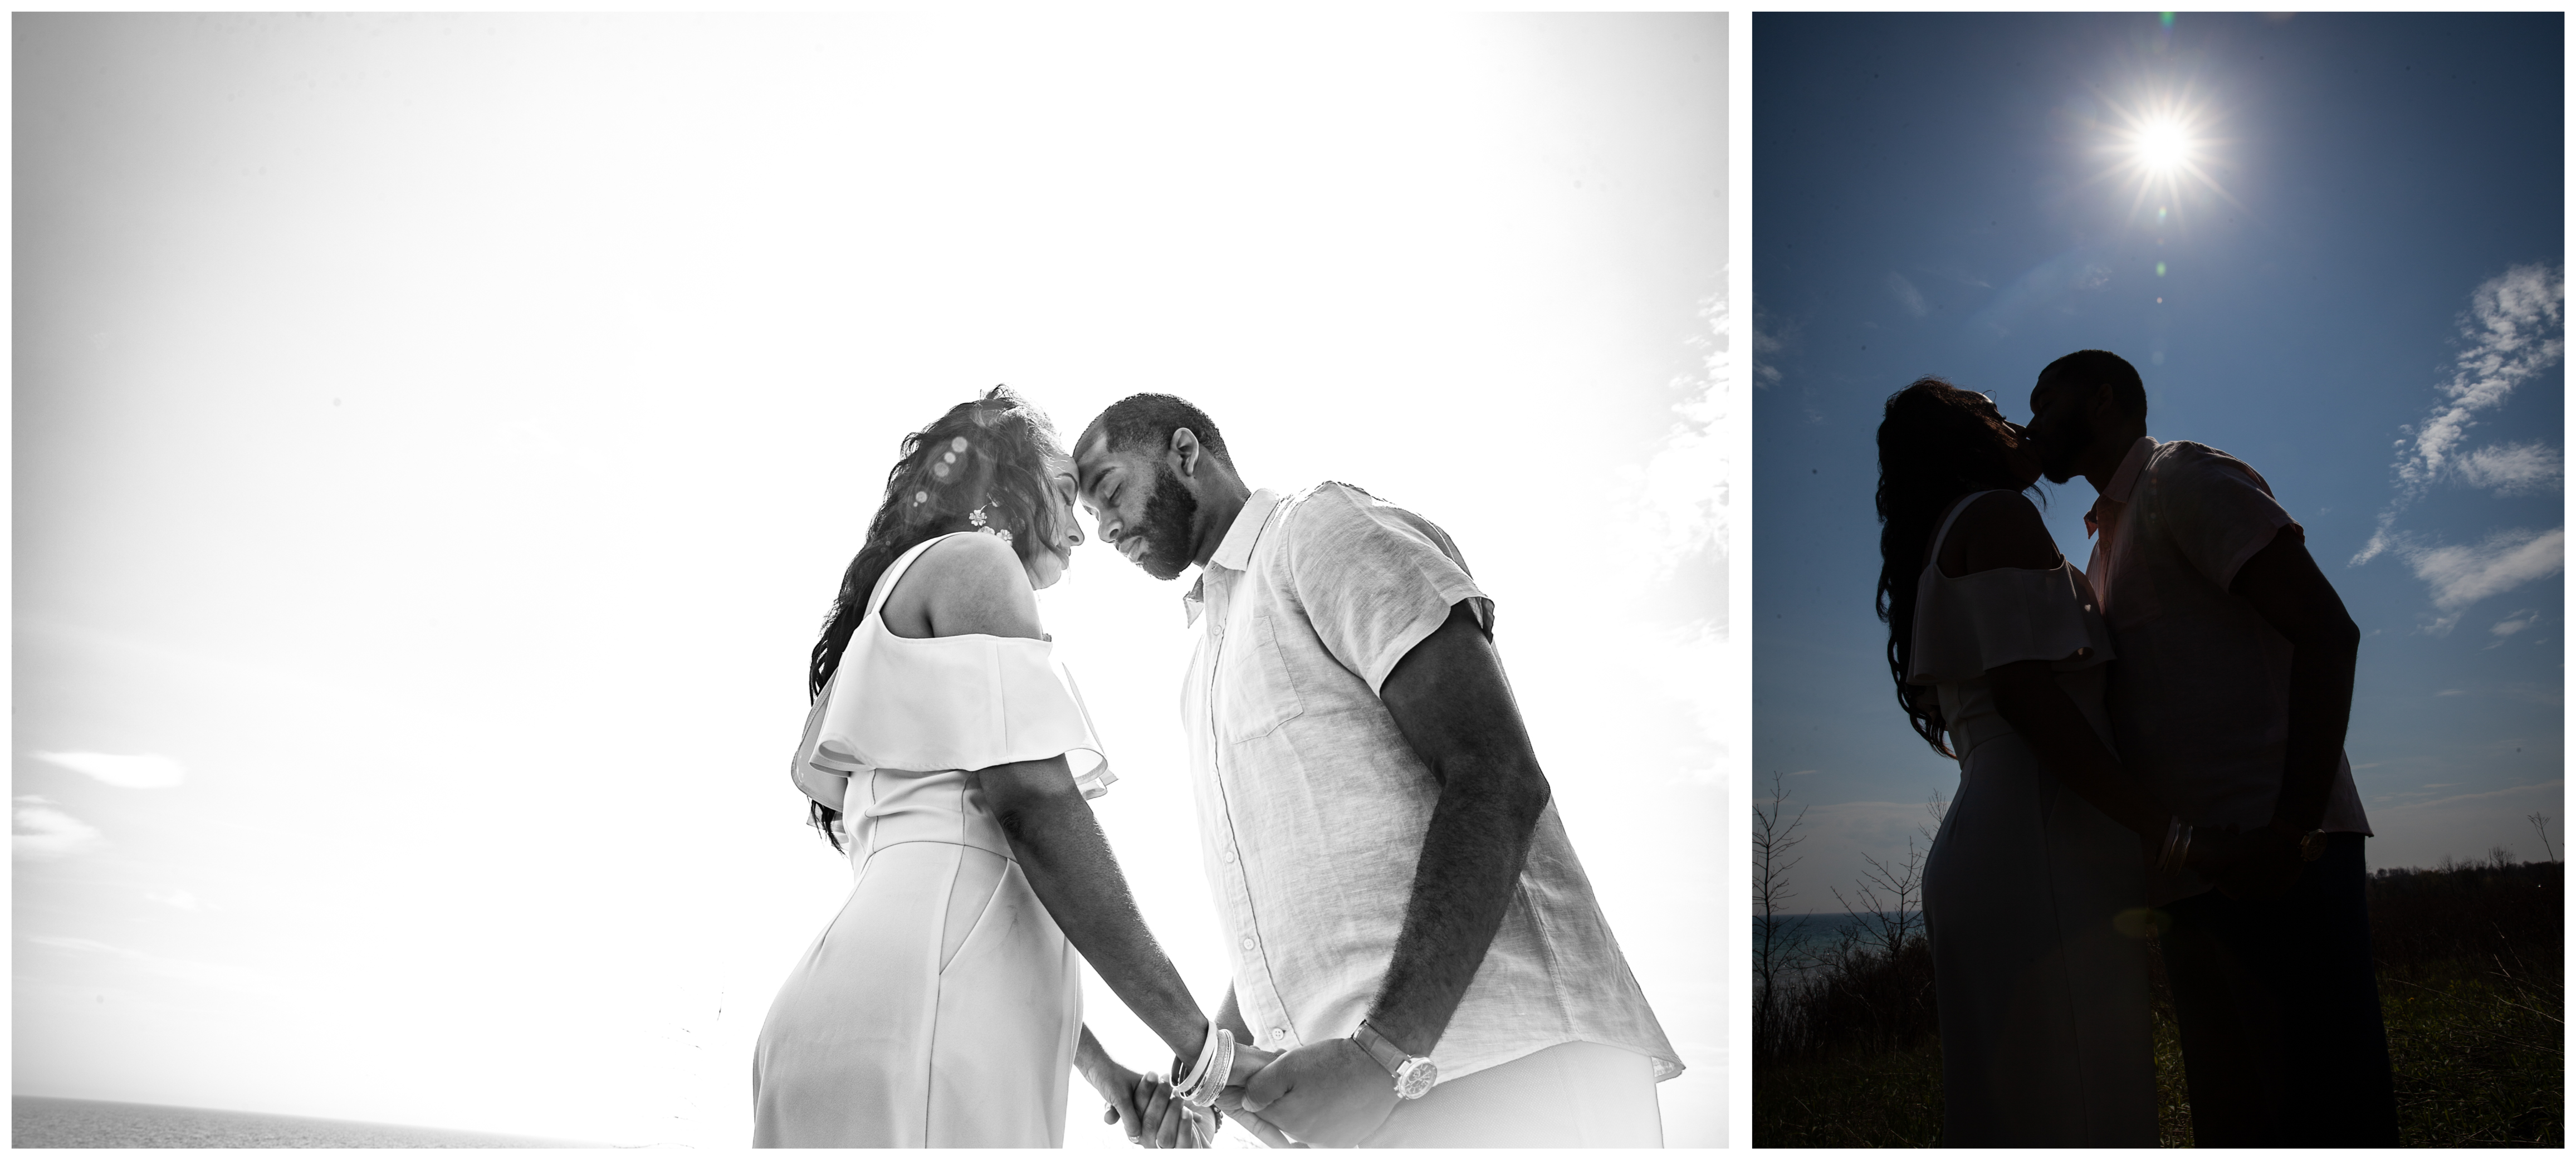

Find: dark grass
<box><xmin>1754</xmin><ymin>858</ymin><xmax>2562</xmax><ymax>1147</ymax></box>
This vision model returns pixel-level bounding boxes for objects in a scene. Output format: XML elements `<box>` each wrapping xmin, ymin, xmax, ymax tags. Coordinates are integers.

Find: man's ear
<box><xmin>1170</xmin><ymin>428</ymin><xmax>1202</xmax><ymax>478</ymax></box>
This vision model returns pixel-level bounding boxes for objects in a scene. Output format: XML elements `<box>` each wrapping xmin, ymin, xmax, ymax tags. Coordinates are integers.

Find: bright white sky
<box><xmin>14</xmin><ymin>13</ymin><xmax>1727</xmax><ymax>1147</ymax></box>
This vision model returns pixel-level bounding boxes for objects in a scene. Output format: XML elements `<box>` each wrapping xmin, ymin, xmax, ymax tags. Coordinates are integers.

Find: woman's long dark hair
<box><xmin>1874</xmin><ymin>376</ymin><xmax>2040</xmax><ymax>757</ymax></box>
<box><xmin>805</xmin><ymin>385</ymin><xmax>1071</xmax><ymax>850</ymax></box>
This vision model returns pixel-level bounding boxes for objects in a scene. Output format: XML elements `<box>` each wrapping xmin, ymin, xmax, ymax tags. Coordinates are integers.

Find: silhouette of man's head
<box><xmin>2027</xmin><ymin>349</ymin><xmax>2146</xmax><ymax>484</ymax></box>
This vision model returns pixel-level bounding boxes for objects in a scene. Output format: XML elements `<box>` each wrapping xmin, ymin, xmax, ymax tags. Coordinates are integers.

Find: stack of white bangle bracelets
<box><xmin>1171</xmin><ymin>1022</ymin><xmax>1235</xmax><ymax>1109</ymax></box>
<box><xmin>2157</xmin><ymin>815</ymin><xmax>2194</xmax><ymax>872</ymax></box>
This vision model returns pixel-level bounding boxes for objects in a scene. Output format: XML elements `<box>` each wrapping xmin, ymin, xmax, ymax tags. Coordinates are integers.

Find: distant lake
<box><xmin>12</xmin><ymin>1096</ymin><xmax>597</xmax><ymax>1148</ymax></box>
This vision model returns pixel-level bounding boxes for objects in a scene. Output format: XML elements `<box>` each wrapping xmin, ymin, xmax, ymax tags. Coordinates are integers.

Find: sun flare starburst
<box><xmin>2089</xmin><ymin>87</ymin><xmax>2241</xmax><ymax>224</ymax></box>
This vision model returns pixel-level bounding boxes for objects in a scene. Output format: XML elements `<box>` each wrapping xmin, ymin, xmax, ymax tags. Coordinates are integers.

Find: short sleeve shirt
<box><xmin>2085</xmin><ymin>439</ymin><xmax>2372</xmax><ymax>903</ymax></box>
<box><xmin>1180</xmin><ymin>483</ymin><xmax>1680</xmax><ymax>1085</ymax></box>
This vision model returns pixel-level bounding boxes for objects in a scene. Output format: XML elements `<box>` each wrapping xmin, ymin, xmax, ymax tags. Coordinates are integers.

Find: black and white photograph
<box><xmin>14</xmin><ymin>13</ymin><xmax>1728</xmax><ymax>1148</ymax></box>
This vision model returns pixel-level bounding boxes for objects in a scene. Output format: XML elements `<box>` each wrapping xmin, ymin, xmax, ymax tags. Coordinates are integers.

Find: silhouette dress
<box><xmin>1910</xmin><ymin>491</ymin><xmax>2156</xmax><ymax>1146</ymax></box>
<box><xmin>752</xmin><ymin>533</ymin><xmax>1114</xmax><ymax>1147</ymax></box>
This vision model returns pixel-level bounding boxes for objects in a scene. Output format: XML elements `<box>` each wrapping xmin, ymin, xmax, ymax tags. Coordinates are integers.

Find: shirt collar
<box><xmin>1183</xmin><ymin>487</ymin><xmax>1282</xmax><ymax>625</ymax></box>
<box><xmin>2102</xmin><ymin>435</ymin><xmax>2155</xmax><ymax>504</ymax></box>
<box><xmin>2083</xmin><ymin>437</ymin><xmax>2155</xmax><ymax>540</ymax></box>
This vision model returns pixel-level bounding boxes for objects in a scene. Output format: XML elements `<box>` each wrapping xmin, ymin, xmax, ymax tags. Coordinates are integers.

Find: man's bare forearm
<box><xmin>2230</xmin><ymin>530</ymin><xmax>2361</xmax><ymax>834</ymax></box>
<box><xmin>2272</xmin><ymin>636</ymin><xmax>2358</xmax><ymax>831</ymax></box>
<box><xmin>1368</xmin><ymin>761</ymin><xmax>1547</xmax><ymax>1052</ymax></box>
<box><xmin>1367</xmin><ymin>601</ymin><xmax>1552</xmax><ymax>1055</ymax></box>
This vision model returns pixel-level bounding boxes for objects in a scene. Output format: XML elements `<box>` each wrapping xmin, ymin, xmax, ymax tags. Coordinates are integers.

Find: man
<box><xmin>2023</xmin><ymin>350</ymin><xmax>2397</xmax><ymax>1146</ymax></box>
<box><xmin>1072</xmin><ymin>393</ymin><xmax>1680</xmax><ymax>1147</ymax></box>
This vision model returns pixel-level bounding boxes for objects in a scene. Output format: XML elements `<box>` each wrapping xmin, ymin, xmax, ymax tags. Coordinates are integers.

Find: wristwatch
<box><xmin>1350</xmin><ymin>1019</ymin><xmax>1438</xmax><ymax>1100</ymax></box>
<box><xmin>2297</xmin><ymin>829</ymin><xmax>2328</xmax><ymax>862</ymax></box>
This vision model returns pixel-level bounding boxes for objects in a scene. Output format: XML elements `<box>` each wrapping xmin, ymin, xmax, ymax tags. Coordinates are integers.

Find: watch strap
<box><xmin>1350</xmin><ymin>1019</ymin><xmax>1415</xmax><ymax>1080</ymax></box>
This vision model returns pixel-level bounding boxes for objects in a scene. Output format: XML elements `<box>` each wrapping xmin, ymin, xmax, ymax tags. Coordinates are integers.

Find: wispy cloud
<box><xmin>2354</xmin><ymin>263</ymin><xmax>2564</xmax><ymax>566</ymax></box>
<box><xmin>30</xmin><ymin>750</ymin><xmax>188</xmax><ymax>789</ymax></box>
<box><xmin>1622</xmin><ymin>285</ymin><xmax>1726</xmax><ymax>613</ymax></box>
<box><xmin>145</xmin><ymin>889</ymin><xmax>204</xmax><ymax>911</ymax></box>
<box><xmin>2378</xmin><ymin>779</ymin><xmax>2564</xmax><ymax>812</ymax></box>
<box><xmin>1751</xmin><ymin>305</ymin><xmax>1788</xmax><ymax>389</ymax></box>
<box><xmin>1967</xmin><ymin>246</ymin><xmax>2111</xmax><ymax>338</ymax></box>
<box><xmin>2453</xmin><ymin>441</ymin><xmax>2563</xmax><ymax>497</ymax></box>
<box><xmin>2398</xmin><ymin>527</ymin><xmax>2565</xmax><ymax>634</ymax></box>
<box><xmin>1883</xmin><ymin>271</ymin><xmax>1928</xmax><ymax>319</ymax></box>
<box><xmin>13</xmin><ymin>801</ymin><xmax>101</xmax><ymax>859</ymax></box>
<box><xmin>2490</xmin><ymin>609</ymin><xmax>2540</xmax><ymax>638</ymax></box>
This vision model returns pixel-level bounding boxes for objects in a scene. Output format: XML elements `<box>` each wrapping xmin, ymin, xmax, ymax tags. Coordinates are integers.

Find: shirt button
<box><xmin>1220</xmin><ymin>847</ymin><xmax>1236</xmax><ymax>863</ymax></box>
<box><xmin>1272</xmin><ymin>1028</ymin><xmax>1288</xmax><ymax>1043</ymax></box>
<box><xmin>1239</xmin><ymin>936</ymin><xmax>1255</xmax><ymax>951</ymax></box>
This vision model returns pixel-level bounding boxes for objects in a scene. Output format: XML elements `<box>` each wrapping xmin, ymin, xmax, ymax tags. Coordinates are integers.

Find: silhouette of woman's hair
<box><xmin>1874</xmin><ymin>376</ymin><xmax>2040</xmax><ymax>757</ymax></box>
<box><xmin>804</xmin><ymin>385</ymin><xmax>1070</xmax><ymax>849</ymax></box>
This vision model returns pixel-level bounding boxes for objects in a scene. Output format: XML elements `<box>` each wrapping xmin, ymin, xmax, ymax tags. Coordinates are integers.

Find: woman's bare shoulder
<box><xmin>884</xmin><ymin>534</ymin><xmax>1043</xmax><ymax>640</ymax></box>
<box><xmin>1939</xmin><ymin>491</ymin><xmax>2062</xmax><ymax>576</ymax></box>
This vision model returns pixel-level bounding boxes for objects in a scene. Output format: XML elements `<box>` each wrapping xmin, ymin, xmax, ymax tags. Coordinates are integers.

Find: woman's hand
<box><xmin>1082</xmin><ymin>1056</ymin><xmax>1150</xmax><ymax>1146</ymax></box>
<box><xmin>1103</xmin><ymin>1070</ymin><xmax>1213</xmax><ymax>1148</ymax></box>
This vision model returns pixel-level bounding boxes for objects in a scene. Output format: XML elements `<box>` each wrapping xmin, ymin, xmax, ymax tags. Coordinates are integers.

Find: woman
<box><xmin>753</xmin><ymin>387</ymin><xmax>1272</xmax><ymax>1148</ymax></box>
<box><xmin>1874</xmin><ymin>378</ymin><xmax>2229</xmax><ymax>1146</ymax></box>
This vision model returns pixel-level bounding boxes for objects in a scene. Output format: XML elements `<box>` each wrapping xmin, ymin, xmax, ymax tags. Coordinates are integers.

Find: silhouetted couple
<box><xmin>1875</xmin><ymin>350</ymin><xmax>2398</xmax><ymax>1147</ymax></box>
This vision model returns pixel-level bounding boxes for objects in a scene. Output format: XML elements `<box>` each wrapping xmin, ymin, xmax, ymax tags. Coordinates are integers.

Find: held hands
<box><xmin>1087</xmin><ymin>1040</ymin><xmax>1301</xmax><ymax>1148</ymax></box>
<box><xmin>1210</xmin><ymin>1043</ymin><xmax>1306</xmax><ymax>1148</ymax></box>
<box><xmin>2141</xmin><ymin>820</ymin><xmax>2304</xmax><ymax>900</ymax></box>
<box><xmin>1087</xmin><ymin>1064</ymin><xmax>1213</xmax><ymax>1148</ymax></box>
<box><xmin>1234</xmin><ymin>1038</ymin><xmax>1400</xmax><ymax>1148</ymax></box>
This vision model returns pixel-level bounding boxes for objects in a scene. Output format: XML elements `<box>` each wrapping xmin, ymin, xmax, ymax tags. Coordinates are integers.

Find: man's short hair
<box><xmin>2038</xmin><ymin>349</ymin><xmax>2147</xmax><ymax>420</ymax></box>
<box><xmin>1088</xmin><ymin>393</ymin><xmax>1234</xmax><ymax>468</ymax></box>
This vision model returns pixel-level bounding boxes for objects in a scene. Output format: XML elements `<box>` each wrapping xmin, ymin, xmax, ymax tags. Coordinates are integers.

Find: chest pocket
<box><xmin>1214</xmin><ymin>602</ymin><xmax>1307</xmax><ymax>743</ymax></box>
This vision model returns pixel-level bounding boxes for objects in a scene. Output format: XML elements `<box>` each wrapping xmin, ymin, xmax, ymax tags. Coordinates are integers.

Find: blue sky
<box><xmin>1754</xmin><ymin>12</ymin><xmax>2563</xmax><ymax>902</ymax></box>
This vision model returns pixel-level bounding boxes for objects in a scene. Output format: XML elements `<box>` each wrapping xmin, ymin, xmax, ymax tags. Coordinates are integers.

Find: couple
<box><xmin>1876</xmin><ymin>350</ymin><xmax>2398</xmax><ymax>1147</ymax></box>
<box><xmin>752</xmin><ymin>387</ymin><xmax>1680</xmax><ymax>1148</ymax></box>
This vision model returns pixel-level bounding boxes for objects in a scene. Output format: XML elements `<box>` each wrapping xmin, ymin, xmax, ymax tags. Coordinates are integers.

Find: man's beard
<box><xmin>2038</xmin><ymin>406</ymin><xmax>2092</xmax><ymax>485</ymax></box>
<box><xmin>1129</xmin><ymin>466</ymin><xmax>1200</xmax><ymax>581</ymax></box>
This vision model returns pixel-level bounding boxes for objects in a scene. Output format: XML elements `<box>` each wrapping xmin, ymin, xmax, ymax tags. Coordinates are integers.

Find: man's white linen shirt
<box><xmin>1179</xmin><ymin>482</ymin><xmax>1680</xmax><ymax>1085</ymax></box>
<box><xmin>2084</xmin><ymin>437</ymin><xmax>2372</xmax><ymax>906</ymax></box>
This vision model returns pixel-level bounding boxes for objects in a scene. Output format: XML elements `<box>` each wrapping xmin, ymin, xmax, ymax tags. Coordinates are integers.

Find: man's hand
<box><xmin>1237</xmin><ymin>1039</ymin><xmax>1399</xmax><ymax>1148</ymax></box>
<box><xmin>2217</xmin><ymin>825</ymin><xmax>2306</xmax><ymax>900</ymax></box>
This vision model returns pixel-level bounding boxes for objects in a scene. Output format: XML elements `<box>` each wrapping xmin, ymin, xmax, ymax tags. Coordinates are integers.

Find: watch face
<box><xmin>1395</xmin><ymin>1059</ymin><xmax>1437</xmax><ymax>1100</ymax></box>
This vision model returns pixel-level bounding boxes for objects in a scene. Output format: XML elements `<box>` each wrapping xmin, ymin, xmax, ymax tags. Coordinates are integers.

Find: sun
<box><xmin>2134</xmin><ymin>116</ymin><xmax>2191</xmax><ymax>174</ymax></box>
<box><xmin>2088</xmin><ymin>87</ymin><xmax>2242</xmax><ymax>224</ymax></box>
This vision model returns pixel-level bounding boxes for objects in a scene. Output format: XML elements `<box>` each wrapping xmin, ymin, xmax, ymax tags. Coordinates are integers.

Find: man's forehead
<box><xmin>1073</xmin><ymin>428</ymin><xmax>1126</xmax><ymax>488</ymax></box>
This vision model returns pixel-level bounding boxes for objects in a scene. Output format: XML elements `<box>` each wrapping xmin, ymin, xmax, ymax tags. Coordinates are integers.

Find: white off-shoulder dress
<box><xmin>1910</xmin><ymin>491</ymin><xmax>2155</xmax><ymax>1147</ymax></box>
<box><xmin>752</xmin><ymin>533</ymin><xmax>1116</xmax><ymax>1148</ymax></box>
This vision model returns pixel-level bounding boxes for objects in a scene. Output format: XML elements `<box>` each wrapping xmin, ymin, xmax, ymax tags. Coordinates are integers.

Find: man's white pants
<box><xmin>1352</xmin><ymin>1040</ymin><xmax>1662</xmax><ymax>1148</ymax></box>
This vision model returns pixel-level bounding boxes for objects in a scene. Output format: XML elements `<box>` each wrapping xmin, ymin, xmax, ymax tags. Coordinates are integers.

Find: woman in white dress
<box><xmin>753</xmin><ymin>387</ymin><xmax>1275</xmax><ymax>1148</ymax></box>
<box><xmin>1873</xmin><ymin>378</ymin><xmax>2232</xmax><ymax>1146</ymax></box>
